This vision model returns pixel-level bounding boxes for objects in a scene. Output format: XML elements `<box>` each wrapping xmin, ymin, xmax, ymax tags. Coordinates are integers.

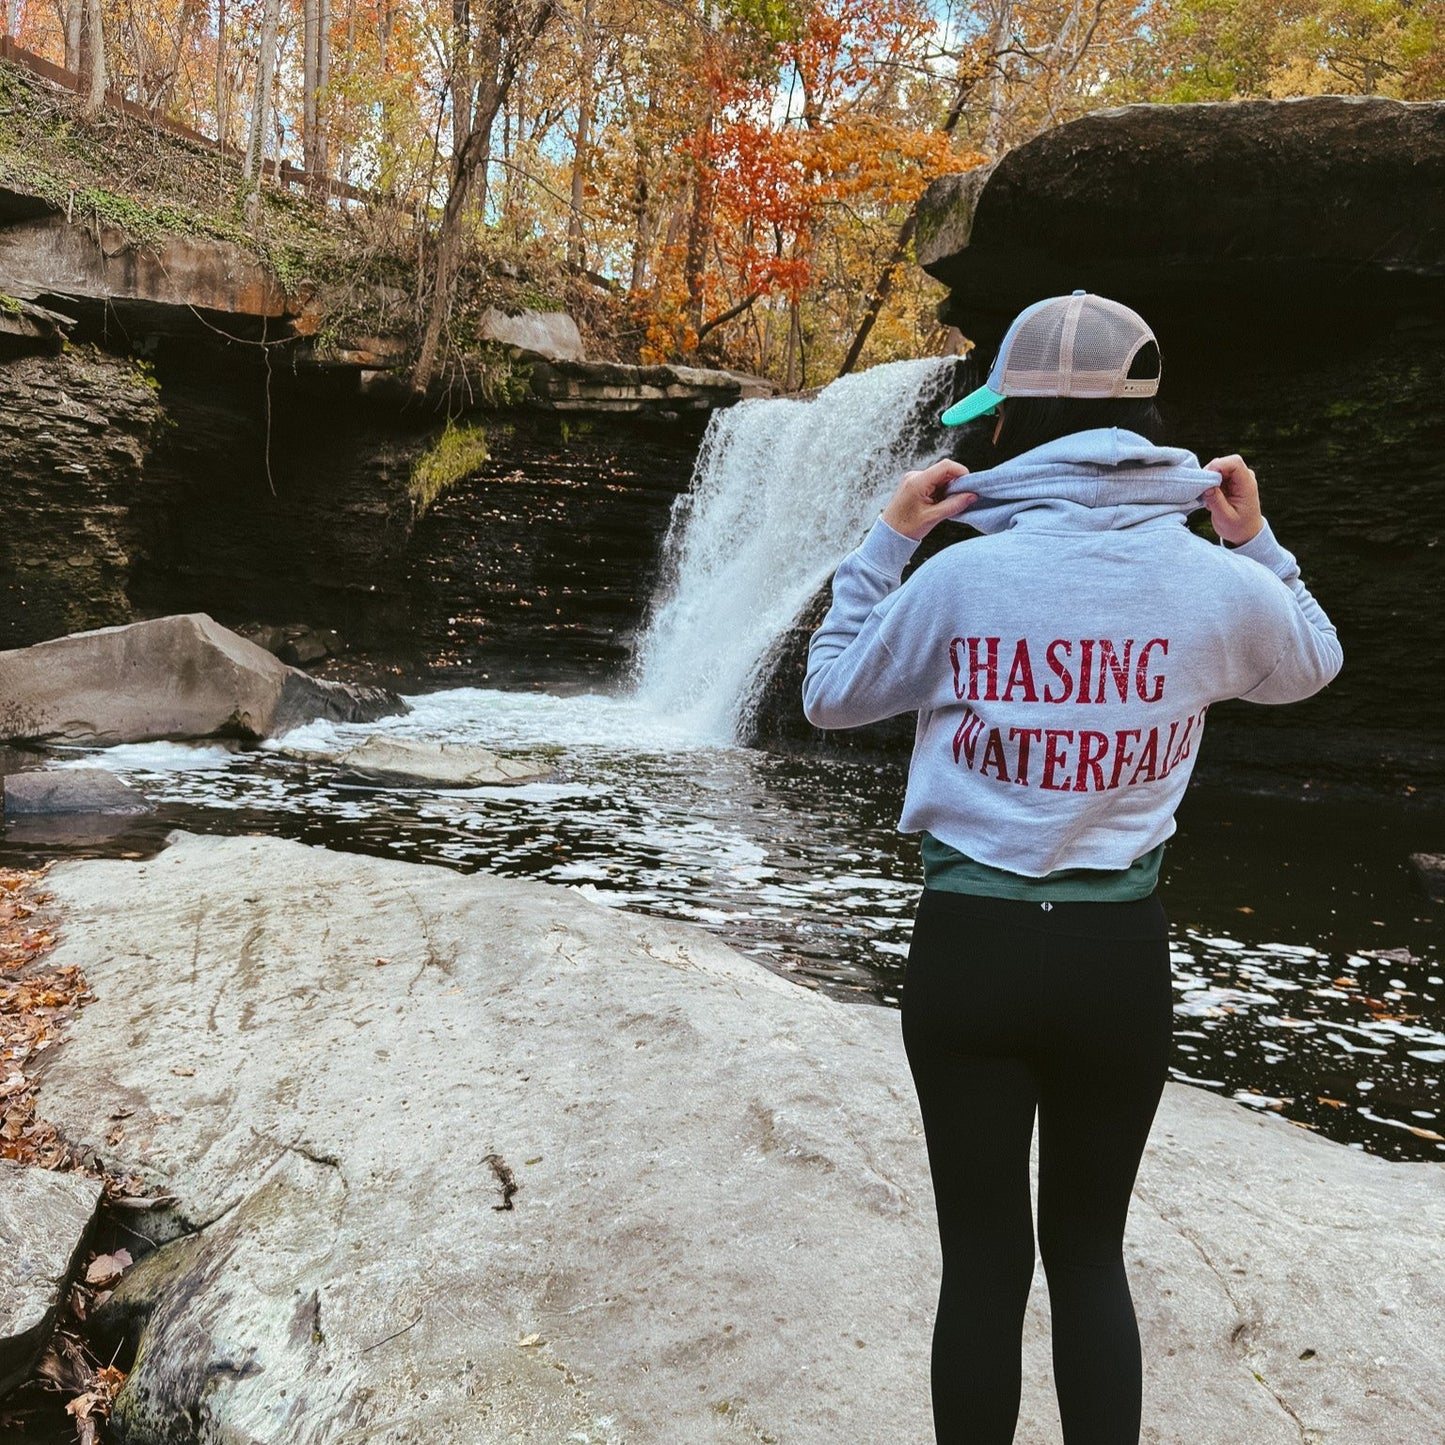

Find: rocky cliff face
<box><xmin>0</xmin><ymin>349</ymin><xmax>160</xmax><ymax>645</ymax></box>
<box><xmin>0</xmin><ymin>336</ymin><xmax>702</xmax><ymax>685</ymax></box>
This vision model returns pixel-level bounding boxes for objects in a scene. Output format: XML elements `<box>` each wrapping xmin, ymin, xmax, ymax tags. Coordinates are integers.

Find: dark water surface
<box><xmin>3</xmin><ymin>686</ymin><xmax>1440</xmax><ymax>1163</ymax></box>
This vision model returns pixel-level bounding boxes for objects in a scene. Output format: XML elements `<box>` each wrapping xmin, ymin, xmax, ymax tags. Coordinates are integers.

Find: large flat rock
<box><xmin>30</xmin><ymin>835</ymin><xmax>1445</xmax><ymax>1443</ymax></box>
<box><xmin>1</xmin><ymin>768</ymin><xmax>152</xmax><ymax>815</ymax></box>
<box><xmin>0</xmin><ymin>613</ymin><xmax>404</xmax><ymax>745</ymax></box>
<box><xmin>331</xmin><ymin>736</ymin><xmax>550</xmax><ymax>788</ymax></box>
<box><xmin>0</xmin><ymin>1160</ymin><xmax>104</xmax><ymax>1397</ymax></box>
<box><xmin>0</xmin><ymin>213</ymin><xmax>291</xmax><ymax>325</ymax></box>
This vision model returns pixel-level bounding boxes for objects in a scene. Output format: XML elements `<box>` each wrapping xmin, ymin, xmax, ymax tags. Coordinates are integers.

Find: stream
<box><xmin>13</xmin><ymin>689</ymin><xmax>1442</xmax><ymax>1164</ymax></box>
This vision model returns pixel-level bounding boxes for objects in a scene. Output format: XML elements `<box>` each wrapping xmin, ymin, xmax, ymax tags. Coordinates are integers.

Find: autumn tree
<box><xmin>412</xmin><ymin>0</ymin><xmax>559</xmax><ymax>389</ymax></box>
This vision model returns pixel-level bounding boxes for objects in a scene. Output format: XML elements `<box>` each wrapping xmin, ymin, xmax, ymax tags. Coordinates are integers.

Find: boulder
<box><xmin>527</xmin><ymin>358</ymin><xmax>778</xmax><ymax>416</ymax></box>
<box><xmin>232</xmin><ymin>623</ymin><xmax>344</xmax><ymax>668</ymax></box>
<box><xmin>0</xmin><ymin>296</ymin><xmax>73</xmax><ymax>352</ymax></box>
<box><xmin>331</xmin><ymin>736</ymin><xmax>550</xmax><ymax>787</ymax></box>
<box><xmin>1409</xmin><ymin>853</ymin><xmax>1445</xmax><ymax>902</ymax></box>
<box><xmin>30</xmin><ymin>834</ymin><xmax>1445</xmax><ymax>1444</ymax></box>
<box><xmin>0</xmin><ymin>614</ymin><xmax>406</xmax><ymax>746</ymax></box>
<box><xmin>915</xmin><ymin>97</ymin><xmax>1445</xmax><ymax>334</ymax></box>
<box><xmin>1</xmin><ymin>769</ymin><xmax>151</xmax><ymax>816</ymax></box>
<box><xmin>0</xmin><ymin>1161</ymin><xmax>104</xmax><ymax>1397</ymax></box>
<box><xmin>477</xmin><ymin>306</ymin><xmax>587</xmax><ymax>362</ymax></box>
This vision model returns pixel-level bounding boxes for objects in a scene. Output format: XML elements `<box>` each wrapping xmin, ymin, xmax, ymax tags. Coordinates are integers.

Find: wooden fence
<box><xmin>0</xmin><ymin>35</ymin><xmax>379</xmax><ymax>208</ymax></box>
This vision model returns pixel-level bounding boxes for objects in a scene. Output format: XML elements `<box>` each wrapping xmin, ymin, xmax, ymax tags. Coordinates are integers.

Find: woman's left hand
<box><xmin>881</xmin><ymin>460</ymin><xmax>976</xmax><ymax>541</ymax></box>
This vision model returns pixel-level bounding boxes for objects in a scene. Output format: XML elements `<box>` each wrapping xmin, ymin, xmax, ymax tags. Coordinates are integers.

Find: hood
<box><xmin>942</xmin><ymin>428</ymin><xmax>1217</xmax><ymax>535</ymax></box>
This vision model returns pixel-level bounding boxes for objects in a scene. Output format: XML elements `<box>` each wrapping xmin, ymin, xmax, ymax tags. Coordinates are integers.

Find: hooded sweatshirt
<box><xmin>802</xmin><ymin>429</ymin><xmax>1342</xmax><ymax>877</ymax></box>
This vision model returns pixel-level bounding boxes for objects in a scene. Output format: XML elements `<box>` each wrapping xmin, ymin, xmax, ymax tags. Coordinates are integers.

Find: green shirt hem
<box><xmin>920</xmin><ymin>833</ymin><xmax>1166</xmax><ymax>902</ymax></box>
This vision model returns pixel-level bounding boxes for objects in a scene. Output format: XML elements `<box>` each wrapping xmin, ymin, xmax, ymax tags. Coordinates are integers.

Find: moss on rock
<box><xmin>408</xmin><ymin>420</ymin><xmax>491</xmax><ymax>515</ymax></box>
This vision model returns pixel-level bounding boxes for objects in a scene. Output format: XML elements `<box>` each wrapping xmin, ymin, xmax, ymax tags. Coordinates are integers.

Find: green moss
<box><xmin>129</xmin><ymin>357</ymin><xmax>161</xmax><ymax>394</ymax></box>
<box><xmin>464</xmin><ymin>343</ymin><xmax>533</xmax><ymax>407</ymax></box>
<box><xmin>0</xmin><ymin>291</ymin><xmax>21</xmax><ymax>316</ymax></box>
<box><xmin>512</xmin><ymin>284</ymin><xmax>567</xmax><ymax>313</ymax></box>
<box><xmin>409</xmin><ymin>421</ymin><xmax>490</xmax><ymax>514</ymax></box>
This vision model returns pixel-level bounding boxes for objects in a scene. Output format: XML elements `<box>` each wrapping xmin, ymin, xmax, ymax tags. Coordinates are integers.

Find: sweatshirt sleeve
<box><xmin>802</xmin><ymin>517</ymin><xmax>935</xmax><ymax>729</ymax></box>
<box><xmin>1230</xmin><ymin>520</ymin><xmax>1344</xmax><ymax>704</ymax></box>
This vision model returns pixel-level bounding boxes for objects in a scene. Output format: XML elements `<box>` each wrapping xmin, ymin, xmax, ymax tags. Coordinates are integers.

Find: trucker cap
<box><xmin>940</xmin><ymin>290</ymin><xmax>1160</xmax><ymax>426</ymax></box>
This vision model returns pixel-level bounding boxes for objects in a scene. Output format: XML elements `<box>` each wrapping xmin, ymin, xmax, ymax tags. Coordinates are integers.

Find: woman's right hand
<box><xmin>1202</xmin><ymin>454</ymin><xmax>1265</xmax><ymax>546</ymax></box>
<box><xmin>881</xmin><ymin>460</ymin><xmax>976</xmax><ymax>541</ymax></box>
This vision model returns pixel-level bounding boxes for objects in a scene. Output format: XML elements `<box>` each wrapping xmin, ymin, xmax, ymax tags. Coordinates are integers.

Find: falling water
<box><xmin>630</xmin><ymin>357</ymin><xmax>957</xmax><ymax>741</ymax></box>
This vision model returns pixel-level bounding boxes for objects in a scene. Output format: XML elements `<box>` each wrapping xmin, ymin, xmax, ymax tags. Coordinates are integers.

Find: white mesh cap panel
<box><xmin>998</xmin><ymin>294</ymin><xmax>1159</xmax><ymax>399</ymax></box>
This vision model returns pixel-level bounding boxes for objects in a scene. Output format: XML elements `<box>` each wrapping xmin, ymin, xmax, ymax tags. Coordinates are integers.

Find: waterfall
<box><xmin>631</xmin><ymin>357</ymin><xmax>957</xmax><ymax>742</ymax></box>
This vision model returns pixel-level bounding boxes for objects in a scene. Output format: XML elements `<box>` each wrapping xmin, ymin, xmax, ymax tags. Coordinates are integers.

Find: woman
<box><xmin>802</xmin><ymin>292</ymin><xmax>1342</xmax><ymax>1445</ymax></box>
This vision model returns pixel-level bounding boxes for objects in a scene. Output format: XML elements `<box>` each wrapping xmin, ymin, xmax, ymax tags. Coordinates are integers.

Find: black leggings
<box><xmin>900</xmin><ymin>888</ymin><xmax>1173</xmax><ymax>1445</ymax></box>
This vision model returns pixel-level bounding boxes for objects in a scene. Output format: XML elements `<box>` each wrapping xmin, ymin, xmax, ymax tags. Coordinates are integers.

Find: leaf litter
<box><xmin>0</xmin><ymin>864</ymin><xmax>158</xmax><ymax>1440</ymax></box>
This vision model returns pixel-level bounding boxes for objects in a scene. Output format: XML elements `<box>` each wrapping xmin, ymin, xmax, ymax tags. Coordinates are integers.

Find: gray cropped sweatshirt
<box><xmin>802</xmin><ymin>429</ymin><xmax>1342</xmax><ymax>877</ymax></box>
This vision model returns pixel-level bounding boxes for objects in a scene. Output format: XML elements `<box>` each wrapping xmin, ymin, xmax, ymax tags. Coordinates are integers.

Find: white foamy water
<box><xmin>272</xmin><ymin>687</ymin><xmax>725</xmax><ymax>758</ymax></box>
<box><xmin>630</xmin><ymin>356</ymin><xmax>955</xmax><ymax>741</ymax></box>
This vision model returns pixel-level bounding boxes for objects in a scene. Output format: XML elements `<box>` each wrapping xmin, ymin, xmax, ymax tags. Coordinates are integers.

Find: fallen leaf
<box><xmin>170</xmin><ymin>1065</ymin><xmax>195</xmax><ymax>1077</ymax></box>
<box><xmin>67</xmin><ymin>1393</ymin><xmax>99</xmax><ymax>1420</ymax></box>
<box><xmin>85</xmin><ymin>1250</ymin><xmax>133</xmax><ymax>1287</ymax></box>
<box><xmin>517</xmin><ymin>1333</ymin><xmax>543</xmax><ymax>1348</ymax></box>
<box><xmin>375</xmin><ymin>957</ymin><xmax>391</xmax><ymax>967</ymax></box>
<box><xmin>1406</xmin><ymin>1126</ymin><xmax>1444</xmax><ymax>1142</ymax></box>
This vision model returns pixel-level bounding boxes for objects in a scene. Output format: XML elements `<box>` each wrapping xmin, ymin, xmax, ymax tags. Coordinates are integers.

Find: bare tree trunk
<box><xmin>566</xmin><ymin>0</ymin><xmax>596</xmax><ymax>270</ymax></box>
<box><xmin>783</xmin><ymin>300</ymin><xmax>801</xmax><ymax>391</ymax></box>
<box><xmin>1</xmin><ymin>4</ymin><xmax>12</xmax><ymax>41</ymax></box>
<box><xmin>626</xmin><ymin>87</ymin><xmax>654</xmax><ymax>293</ymax></box>
<box><xmin>450</xmin><ymin>0</ymin><xmax>472</xmax><ymax>163</ymax></box>
<box><xmin>337</xmin><ymin>6</ymin><xmax>357</xmax><ymax>208</ymax></box>
<box><xmin>316</xmin><ymin>0</ymin><xmax>331</xmax><ymax>176</ymax></box>
<box><xmin>628</xmin><ymin>157</ymin><xmax>651</xmax><ymax>293</ymax></box>
<box><xmin>303</xmin><ymin>0</ymin><xmax>318</xmax><ymax>171</ymax></box>
<box><xmin>682</xmin><ymin>113</ymin><xmax>714</xmax><ymax>337</ymax></box>
<box><xmin>82</xmin><ymin>0</ymin><xmax>104</xmax><ymax>111</ymax></box>
<box><xmin>244</xmin><ymin>0</ymin><xmax>281</xmax><ymax>188</ymax></box>
<box><xmin>216</xmin><ymin>0</ymin><xmax>230</xmax><ymax>144</ymax></box>
<box><xmin>64</xmin><ymin>0</ymin><xmax>82</xmax><ymax>72</ymax></box>
<box><xmin>836</xmin><ymin>213</ymin><xmax>916</xmax><ymax>378</ymax></box>
<box><xmin>983</xmin><ymin>0</ymin><xmax>1013</xmax><ymax>154</ymax></box>
<box><xmin>301</xmin><ymin>0</ymin><xmax>331</xmax><ymax>185</ymax></box>
<box><xmin>154</xmin><ymin>0</ymin><xmax>201</xmax><ymax>114</ymax></box>
<box><xmin>412</xmin><ymin>0</ymin><xmax>557</xmax><ymax>391</ymax></box>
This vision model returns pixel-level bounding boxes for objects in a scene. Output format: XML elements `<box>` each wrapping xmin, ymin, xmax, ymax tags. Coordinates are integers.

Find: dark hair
<box><xmin>985</xmin><ymin>340</ymin><xmax>1168</xmax><ymax>462</ymax></box>
<box><xmin>990</xmin><ymin>396</ymin><xmax>1167</xmax><ymax>462</ymax></box>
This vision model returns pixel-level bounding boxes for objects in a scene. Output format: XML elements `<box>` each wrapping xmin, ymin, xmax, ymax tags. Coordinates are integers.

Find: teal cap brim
<box><xmin>940</xmin><ymin>385</ymin><xmax>1005</xmax><ymax>427</ymax></box>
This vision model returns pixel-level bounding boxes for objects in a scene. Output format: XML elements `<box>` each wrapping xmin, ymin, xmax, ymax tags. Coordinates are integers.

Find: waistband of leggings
<box><xmin>918</xmin><ymin>886</ymin><xmax>1168</xmax><ymax>939</ymax></box>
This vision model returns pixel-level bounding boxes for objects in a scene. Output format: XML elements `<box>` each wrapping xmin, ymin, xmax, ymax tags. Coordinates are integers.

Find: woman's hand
<box><xmin>881</xmin><ymin>460</ymin><xmax>977</xmax><ymax>541</ymax></box>
<box><xmin>1202</xmin><ymin>454</ymin><xmax>1265</xmax><ymax>546</ymax></box>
